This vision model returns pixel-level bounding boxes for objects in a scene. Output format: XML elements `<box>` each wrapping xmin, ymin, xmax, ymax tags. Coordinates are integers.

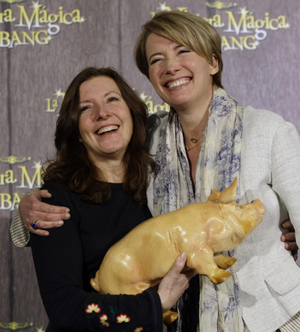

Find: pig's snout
<box><xmin>252</xmin><ymin>199</ymin><xmax>266</xmax><ymax>215</ymax></box>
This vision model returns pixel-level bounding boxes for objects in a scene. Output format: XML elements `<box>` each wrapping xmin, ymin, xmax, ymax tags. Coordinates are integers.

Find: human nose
<box><xmin>92</xmin><ymin>104</ymin><xmax>111</xmax><ymax>121</ymax></box>
<box><xmin>164</xmin><ymin>57</ymin><xmax>181</xmax><ymax>75</ymax></box>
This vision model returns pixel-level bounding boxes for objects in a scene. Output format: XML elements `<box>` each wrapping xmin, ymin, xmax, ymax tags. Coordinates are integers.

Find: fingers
<box><xmin>31</xmin><ymin>228</ymin><xmax>50</xmax><ymax>236</ymax></box>
<box><xmin>19</xmin><ymin>191</ymin><xmax>70</xmax><ymax>233</ymax></box>
<box><xmin>28</xmin><ymin>218</ymin><xmax>66</xmax><ymax>235</ymax></box>
<box><xmin>169</xmin><ymin>254</ymin><xmax>196</xmax><ymax>281</ymax></box>
<box><xmin>281</xmin><ymin>220</ymin><xmax>295</xmax><ymax>231</ymax></box>
<box><xmin>158</xmin><ymin>253</ymin><xmax>196</xmax><ymax>312</ymax></box>
<box><xmin>24</xmin><ymin>217</ymin><xmax>64</xmax><ymax>235</ymax></box>
<box><xmin>280</xmin><ymin>220</ymin><xmax>298</xmax><ymax>257</ymax></box>
<box><xmin>28</xmin><ymin>206</ymin><xmax>70</xmax><ymax>221</ymax></box>
<box><xmin>30</xmin><ymin>201</ymin><xmax>70</xmax><ymax>215</ymax></box>
<box><xmin>32</xmin><ymin>219</ymin><xmax>64</xmax><ymax>229</ymax></box>
<box><xmin>284</xmin><ymin>241</ymin><xmax>299</xmax><ymax>251</ymax></box>
<box><xmin>20</xmin><ymin>191</ymin><xmax>69</xmax><ymax>219</ymax></box>
<box><xmin>29</xmin><ymin>219</ymin><xmax>50</xmax><ymax>236</ymax></box>
<box><xmin>281</xmin><ymin>232</ymin><xmax>296</xmax><ymax>243</ymax></box>
<box><xmin>35</xmin><ymin>189</ymin><xmax>52</xmax><ymax>200</ymax></box>
<box><xmin>168</xmin><ymin>253</ymin><xmax>187</xmax><ymax>276</ymax></box>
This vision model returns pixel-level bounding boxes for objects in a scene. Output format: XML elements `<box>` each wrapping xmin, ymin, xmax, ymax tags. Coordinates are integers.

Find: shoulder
<box><xmin>241</xmin><ymin>106</ymin><xmax>300</xmax><ymax>165</ymax></box>
<box><xmin>41</xmin><ymin>181</ymin><xmax>71</xmax><ymax>198</ymax></box>
<box><xmin>41</xmin><ymin>182</ymin><xmax>81</xmax><ymax>210</ymax></box>
<box><xmin>243</xmin><ymin>106</ymin><xmax>299</xmax><ymax>140</ymax></box>
<box><xmin>243</xmin><ymin>106</ymin><xmax>284</xmax><ymax>127</ymax></box>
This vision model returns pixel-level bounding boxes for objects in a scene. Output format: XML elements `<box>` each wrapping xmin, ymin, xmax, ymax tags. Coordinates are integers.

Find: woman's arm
<box><xmin>30</xmin><ymin>184</ymin><xmax>189</xmax><ymax>331</ymax></box>
<box><xmin>10</xmin><ymin>190</ymin><xmax>70</xmax><ymax>247</ymax></box>
<box><xmin>19</xmin><ymin>189</ymin><xmax>69</xmax><ymax>234</ymax></box>
<box><xmin>271</xmin><ymin>121</ymin><xmax>300</xmax><ymax>253</ymax></box>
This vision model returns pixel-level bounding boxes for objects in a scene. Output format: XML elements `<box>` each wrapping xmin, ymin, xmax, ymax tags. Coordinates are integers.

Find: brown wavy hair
<box><xmin>43</xmin><ymin>67</ymin><xmax>155</xmax><ymax>204</ymax></box>
<box><xmin>135</xmin><ymin>10</ymin><xmax>223</xmax><ymax>89</ymax></box>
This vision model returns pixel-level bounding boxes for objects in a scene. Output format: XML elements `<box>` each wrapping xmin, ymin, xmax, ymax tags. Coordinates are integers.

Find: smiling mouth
<box><xmin>96</xmin><ymin>125</ymin><xmax>119</xmax><ymax>135</ymax></box>
<box><xmin>166</xmin><ymin>78</ymin><xmax>190</xmax><ymax>89</ymax></box>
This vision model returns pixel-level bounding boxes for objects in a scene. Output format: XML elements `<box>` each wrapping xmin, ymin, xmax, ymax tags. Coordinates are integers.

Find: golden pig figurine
<box><xmin>91</xmin><ymin>178</ymin><xmax>265</xmax><ymax>315</ymax></box>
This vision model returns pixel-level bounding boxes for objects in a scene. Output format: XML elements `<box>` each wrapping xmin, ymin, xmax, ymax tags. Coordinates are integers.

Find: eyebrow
<box><xmin>80</xmin><ymin>91</ymin><xmax>121</xmax><ymax>104</ymax></box>
<box><xmin>148</xmin><ymin>52</ymin><xmax>161</xmax><ymax>62</ymax></box>
<box><xmin>80</xmin><ymin>100</ymin><xmax>92</xmax><ymax>104</ymax></box>
<box><xmin>148</xmin><ymin>44</ymin><xmax>184</xmax><ymax>63</ymax></box>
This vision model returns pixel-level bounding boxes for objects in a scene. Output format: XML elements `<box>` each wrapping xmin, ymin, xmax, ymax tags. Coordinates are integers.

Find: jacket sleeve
<box><xmin>10</xmin><ymin>188</ymin><xmax>40</xmax><ymax>247</ymax></box>
<box><xmin>30</xmin><ymin>184</ymin><xmax>163</xmax><ymax>332</ymax></box>
<box><xmin>271</xmin><ymin>119</ymin><xmax>300</xmax><ymax>248</ymax></box>
<box><xmin>10</xmin><ymin>211</ymin><xmax>30</xmax><ymax>247</ymax></box>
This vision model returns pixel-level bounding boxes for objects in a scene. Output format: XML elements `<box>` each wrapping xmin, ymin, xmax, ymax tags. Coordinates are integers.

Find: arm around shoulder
<box><xmin>30</xmin><ymin>184</ymin><xmax>164</xmax><ymax>331</ymax></box>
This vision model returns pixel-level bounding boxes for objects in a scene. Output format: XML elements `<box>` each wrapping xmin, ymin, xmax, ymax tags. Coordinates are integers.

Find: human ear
<box><xmin>210</xmin><ymin>54</ymin><xmax>219</xmax><ymax>75</ymax></box>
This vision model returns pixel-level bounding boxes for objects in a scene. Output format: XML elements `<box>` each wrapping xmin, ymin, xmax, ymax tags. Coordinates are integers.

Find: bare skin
<box><xmin>158</xmin><ymin>254</ymin><xmax>196</xmax><ymax>313</ymax></box>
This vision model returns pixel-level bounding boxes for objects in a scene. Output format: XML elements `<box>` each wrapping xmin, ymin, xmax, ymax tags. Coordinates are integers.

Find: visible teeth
<box><xmin>97</xmin><ymin>125</ymin><xmax>119</xmax><ymax>135</ymax></box>
<box><xmin>167</xmin><ymin>78</ymin><xmax>190</xmax><ymax>88</ymax></box>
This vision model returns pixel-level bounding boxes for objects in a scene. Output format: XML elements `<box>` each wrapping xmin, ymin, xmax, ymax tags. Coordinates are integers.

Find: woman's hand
<box><xmin>19</xmin><ymin>190</ymin><xmax>70</xmax><ymax>236</ymax></box>
<box><xmin>157</xmin><ymin>253</ymin><xmax>196</xmax><ymax>313</ymax></box>
<box><xmin>281</xmin><ymin>220</ymin><xmax>298</xmax><ymax>261</ymax></box>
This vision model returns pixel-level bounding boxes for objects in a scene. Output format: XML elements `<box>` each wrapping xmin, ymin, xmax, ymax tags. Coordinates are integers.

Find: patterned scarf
<box><xmin>147</xmin><ymin>87</ymin><xmax>245</xmax><ymax>331</ymax></box>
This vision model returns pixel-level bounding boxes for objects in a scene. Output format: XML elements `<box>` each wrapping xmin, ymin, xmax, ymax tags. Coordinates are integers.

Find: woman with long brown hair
<box><xmin>28</xmin><ymin>66</ymin><xmax>192</xmax><ymax>331</ymax></box>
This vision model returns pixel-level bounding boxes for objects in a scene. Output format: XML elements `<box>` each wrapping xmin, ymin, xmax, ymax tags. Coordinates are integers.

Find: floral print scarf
<box><xmin>147</xmin><ymin>87</ymin><xmax>245</xmax><ymax>331</ymax></box>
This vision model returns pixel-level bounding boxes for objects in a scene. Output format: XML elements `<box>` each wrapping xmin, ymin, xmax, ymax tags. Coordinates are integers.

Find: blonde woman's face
<box><xmin>146</xmin><ymin>33</ymin><xmax>218</xmax><ymax>112</ymax></box>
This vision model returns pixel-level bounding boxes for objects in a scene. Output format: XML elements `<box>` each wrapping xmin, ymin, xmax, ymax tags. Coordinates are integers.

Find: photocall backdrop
<box><xmin>0</xmin><ymin>0</ymin><xmax>299</xmax><ymax>330</ymax></box>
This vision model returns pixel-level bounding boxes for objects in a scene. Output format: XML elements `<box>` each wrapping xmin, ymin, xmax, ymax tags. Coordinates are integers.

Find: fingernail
<box><xmin>180</xmin><ymin>253</ymin><xmax>187</xmax><ymax>259</ymax></box>
<box><xmin>65</xmin><ymin>213</ymin><xmax>70</xmax><ymax>219</ymax></box>
<box><xmin>65</xmin><ymin>208</ymin><xmax>70</xmax><ymax>213</ymax></box>
<box><xmin>58</xmin><ymin>221</ymin><xmax>64</xmax><ymax>226</ymax></box>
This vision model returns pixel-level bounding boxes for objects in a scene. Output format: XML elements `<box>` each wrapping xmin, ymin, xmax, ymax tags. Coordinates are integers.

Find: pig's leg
<box><xmin>214</xmin><ymin>254</ymin><xmax>237</xmax><ymax>269</ymax></box>
<box><xmin>187</xmin><ymin>245</ymin><xmax>232</xmax><ymax>284</ymax></box>
<box><xmin>163</xmin><ymin>311</ymin><xmax>179</xmax><ymax>325</ymax></box>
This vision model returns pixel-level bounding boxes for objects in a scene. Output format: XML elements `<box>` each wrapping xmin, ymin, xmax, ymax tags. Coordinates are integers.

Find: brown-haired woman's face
<box><xmin>78</xmin><ymin>76</ymin><xmax>133</xmax><ymax>164</ymax></box>
<box><xmin>146</xmin><ymin>33</ymin><xmax>219</xmax><ymax>112</ymax></box>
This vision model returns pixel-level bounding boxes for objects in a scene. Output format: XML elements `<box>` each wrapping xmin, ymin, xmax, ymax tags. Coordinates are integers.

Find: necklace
<box><xmin>189</xmin><ymin>131</ymin><xmax>205</xmax><ymax>143</ymax></box>
<box><xmin>185</xmin><ymin>130</ymin><xmax>205</xmax><ymax>151</ymax></box>
<box><xmin>185</xmin><ymin>141</ymin><xmax>201</xmax><ymax>151</ymax></box>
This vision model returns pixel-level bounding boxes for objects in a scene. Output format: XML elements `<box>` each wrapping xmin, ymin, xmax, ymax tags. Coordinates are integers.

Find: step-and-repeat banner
<box><xmin>1</xmin><ymin>0</ymin><xmax>299</xmax><ymax>330</ymax></box>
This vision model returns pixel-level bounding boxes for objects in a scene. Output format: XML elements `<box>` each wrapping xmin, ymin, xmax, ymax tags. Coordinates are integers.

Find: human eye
<box><xmin>149</xmin><ymin>57</ymin><xmax>162</xmax><ymax>66</ymax></box>
<box><xmin>80</xmin><ymin>104</ymin><xmax>92</xmax><ymax>113</ymax></box>
<box><xmin>107</xmin><ymin>95</ymin><xmax>120</xmax><ymax>103</ymax></box>
<box><xmin>178</xmin><ymin>48</ymin><xmax>191</xmax><ymax>55</ymax></box>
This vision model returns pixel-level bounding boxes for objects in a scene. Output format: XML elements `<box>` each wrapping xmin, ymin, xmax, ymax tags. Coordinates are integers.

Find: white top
<box><xmin>147</xmin><ymin>106</ymin><xmax>300</xmax><ymax>332</ymax></box>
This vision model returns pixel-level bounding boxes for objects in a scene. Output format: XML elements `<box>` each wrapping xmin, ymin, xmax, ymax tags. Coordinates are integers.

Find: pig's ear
<box><xmin>218</xmin><ymin>177</ymin><xmax>238</xmax><ymax>204</ymax></box>
<box><xmin>207</xmin><ymin>189</ymin><xmax>220</xmax><ymax>202</ymax></box>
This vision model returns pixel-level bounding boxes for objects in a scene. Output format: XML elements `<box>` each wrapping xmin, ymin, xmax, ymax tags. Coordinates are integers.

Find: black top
<box><xmin>31</xmin><ymin>182</ymin><xmax>163</xmax><ymax>332</ymax></box>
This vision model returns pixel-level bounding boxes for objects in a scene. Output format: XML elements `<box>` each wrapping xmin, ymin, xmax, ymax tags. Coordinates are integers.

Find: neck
<box><xmin>94</xmin><ymin>159</ymin><xmax>126</xmax><ymax>183</ymax></box>
<box><xmin>177</xmin><ymin>93</ymin><xmax>212</xmax><ymax>141</ymax></box>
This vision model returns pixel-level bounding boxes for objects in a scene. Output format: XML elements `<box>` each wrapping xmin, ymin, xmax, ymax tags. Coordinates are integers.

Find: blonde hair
<box><xmin>134</xmin><ymin>10</ymin><xmax>223</xmax><ymax>88</ymax></box>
